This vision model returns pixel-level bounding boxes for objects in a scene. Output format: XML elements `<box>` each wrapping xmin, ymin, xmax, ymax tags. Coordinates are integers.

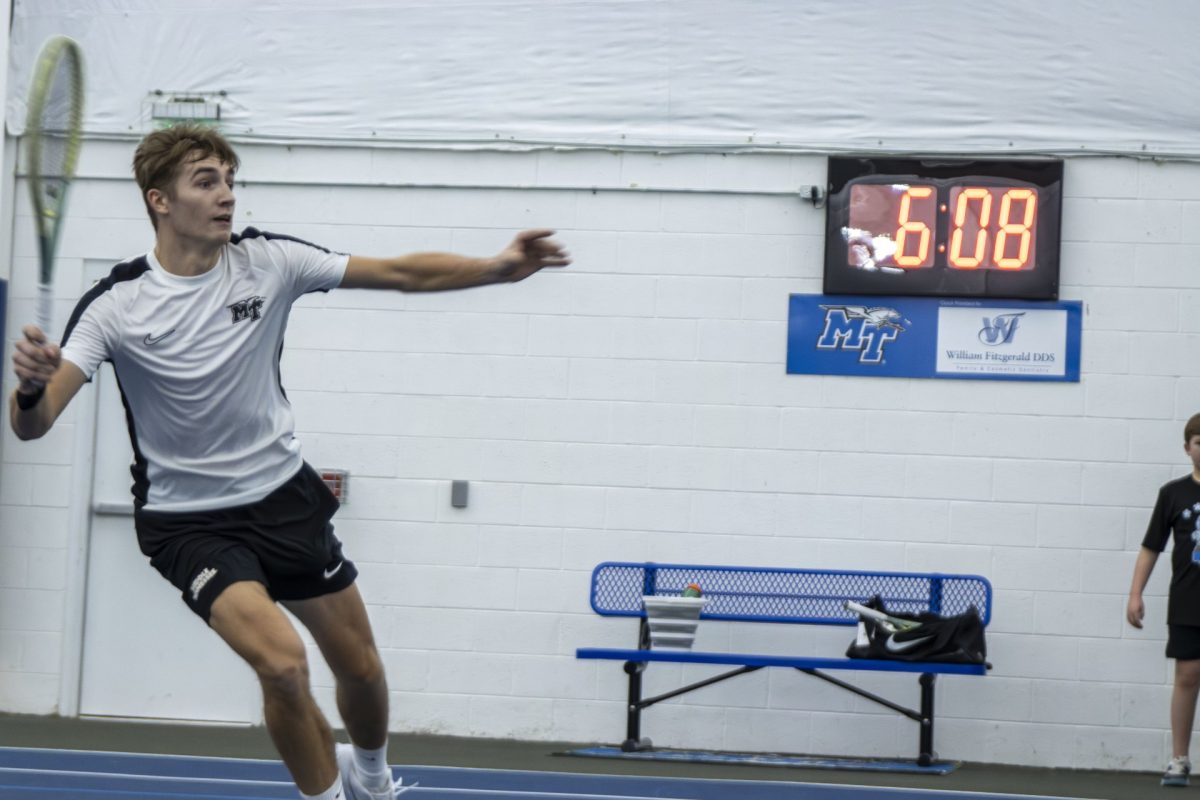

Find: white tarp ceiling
<box><xmin>7</xmin><ymin>0</ymin><xmax>1200</xmax><ymax>156</ymax></box>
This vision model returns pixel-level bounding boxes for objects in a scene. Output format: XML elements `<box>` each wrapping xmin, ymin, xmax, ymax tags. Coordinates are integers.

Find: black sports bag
<box><xmin>845</xmin><ymin>595</ymin><xmax>988</xmax><ymax>665</ymax></box>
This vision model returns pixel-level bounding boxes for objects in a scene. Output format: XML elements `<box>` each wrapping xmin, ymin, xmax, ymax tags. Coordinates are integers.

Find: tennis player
<box><xmin>1127</xmin><ymin>412</ymin><xmax>1200</xmax><ymax>787</ymax></box>
<box><xmin>9</xmin><ymin>123</ymin><xmax>569</xmax><ymax>800</ymax></box>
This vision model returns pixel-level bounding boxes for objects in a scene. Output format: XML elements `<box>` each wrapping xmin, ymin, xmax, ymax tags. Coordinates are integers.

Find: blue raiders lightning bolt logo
<box><xmin>816</xmin><ymin>305</ymin><xmax>910</xmax><ymax>364</ymax></box>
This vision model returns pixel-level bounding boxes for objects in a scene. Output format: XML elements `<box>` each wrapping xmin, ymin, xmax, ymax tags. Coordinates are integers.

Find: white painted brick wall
<box><xmin>1</xmin><ymin>141</ymin><xmax>1197</xmax><ymax>771</ymax></box>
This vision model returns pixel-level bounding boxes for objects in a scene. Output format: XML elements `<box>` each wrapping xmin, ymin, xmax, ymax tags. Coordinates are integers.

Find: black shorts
<box><xmin>134</xmin><ymin>462</ymin><xmax>358</xmax><ymax>622</ymax></box>
<box><xmin>1167</xmin><ymin>625</ymin><xmax>1200</xmax><ymax>660</ymax></box>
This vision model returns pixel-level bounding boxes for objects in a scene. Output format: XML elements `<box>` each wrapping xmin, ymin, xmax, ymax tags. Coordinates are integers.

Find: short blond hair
<box><xmin>132</xmin><ymin>124</ymin><xmax>239</xmax><ymax>230</ymax></box>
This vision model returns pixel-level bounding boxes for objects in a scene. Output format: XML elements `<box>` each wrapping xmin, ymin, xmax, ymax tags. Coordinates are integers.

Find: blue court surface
<box><xmin>0</xmin><ymin>746</ymin><xmax>1096</xmax><ymax>800</ymax></box>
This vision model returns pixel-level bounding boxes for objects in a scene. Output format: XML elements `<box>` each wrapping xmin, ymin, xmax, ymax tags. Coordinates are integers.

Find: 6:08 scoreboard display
<box><xmin>823</xmin><ymin>157</ymin><xmax>1063</xmax><ymax>301</ymax></box>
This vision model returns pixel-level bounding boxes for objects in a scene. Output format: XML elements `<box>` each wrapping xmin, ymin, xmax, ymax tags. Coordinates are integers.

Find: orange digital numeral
<box><xmin>894</xmin><ymin>186</ymin><xmax>933</xmax><ymax>267</ymax></box>
<box><xmin>993</xmin><ymin>189</ymin><xmax>1037</xmax><ymax>269</ymax></box>
<box><xmin>948</xmin><ymin>188</ymin><xmax>992</xmax><ymax>269</ymax></box>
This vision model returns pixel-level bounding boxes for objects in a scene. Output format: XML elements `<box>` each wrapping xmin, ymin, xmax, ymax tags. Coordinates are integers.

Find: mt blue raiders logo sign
<box><xmin>815</xmin><ymin>305</ymin><xmax>909</xmax><ymax>363</ymax></box>
<box><xmin>787</xmin><ymin>294</ymin><xmax>1081</xmax><ymax>382</ymax></box>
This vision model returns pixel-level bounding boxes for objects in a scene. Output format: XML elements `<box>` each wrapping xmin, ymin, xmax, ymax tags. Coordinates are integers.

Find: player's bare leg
<box><xmin>210</xmin><ymin>581</ymin><xmax>338</xmax><ymax>794</ymax></box>
<box><xmin>285</xmin><ymin>582</ymin><xmax>388</xmax><ymax>796</ymax></box>
<box><xmin>1172</xmin><ymin>658</ymin><xmax>1200</xmax><ymax>759</ymax></box>
<box><xmin>286</xmin><ymin>585</ymin><xmax>390</xmax><ymax>779</ymax></box>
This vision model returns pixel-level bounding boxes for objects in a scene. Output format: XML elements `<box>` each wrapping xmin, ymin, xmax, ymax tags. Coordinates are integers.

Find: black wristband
<box><xmin>16</xmin><ymin>386</ymin><xmax>45</xmax><ymax>411</ymax></box>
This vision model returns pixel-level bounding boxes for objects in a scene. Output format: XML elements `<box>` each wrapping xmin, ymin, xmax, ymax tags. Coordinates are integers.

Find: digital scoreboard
<box><xmin>823</xmin><ymin>157</ymin><xmax>1063</xmax><ymax>300</ymax></box>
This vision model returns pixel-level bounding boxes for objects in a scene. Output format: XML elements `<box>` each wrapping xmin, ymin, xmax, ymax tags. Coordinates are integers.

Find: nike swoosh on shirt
<box><xmin>323</xmin><ymin>562</ymin><xmax>344</xmax><ymax>580</ymax></box>
<box><xmin>143</xmin><ymin>329</ymin><xmax>177</xmax><ymax>346</ymax></box>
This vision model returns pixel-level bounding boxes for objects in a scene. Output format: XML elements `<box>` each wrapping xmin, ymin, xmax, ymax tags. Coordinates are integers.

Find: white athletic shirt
<box><xmin>61</xmin><ymin>228</ymin><xmax>349</xmax><ymax>512</ymax></box>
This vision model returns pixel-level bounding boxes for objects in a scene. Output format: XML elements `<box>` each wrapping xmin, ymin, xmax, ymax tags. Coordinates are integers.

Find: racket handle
<box><xmin>845</xmin><ymin>600</ymin><xmax>919</xmax><ymax>631</ymax></box>
<box><xmin>36</xmin><ymin>282</ymin><xmax>52</xmax><ymax>337</ymax></box>
<box><xmin>845</xmin><ymin>600</ymin><xmax>888</xmax><ymax>623</ymax></box>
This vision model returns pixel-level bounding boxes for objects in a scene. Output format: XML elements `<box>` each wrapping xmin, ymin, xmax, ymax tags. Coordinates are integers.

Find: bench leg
<box><xmin>918</xmin><ymin>672</ymin><xmax>935</xmax><ymax>767</ymax></box>
<box><xmin>622</xmin><ymin>660</ymin><xmax>652</xmax><ymax>751</ymax></box>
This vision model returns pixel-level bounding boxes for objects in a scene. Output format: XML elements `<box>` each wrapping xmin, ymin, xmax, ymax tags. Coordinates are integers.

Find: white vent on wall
<box><xmin>146</xmin><ymin>91</ymin><xmax>224</xmax><ymax>127</ymax></box>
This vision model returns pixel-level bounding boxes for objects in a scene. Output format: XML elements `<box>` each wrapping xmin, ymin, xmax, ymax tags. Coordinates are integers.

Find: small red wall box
<box><xmin>320</xmin><ymin>469</ymin><xmax>348</xmax><ymax>503</ymax></box>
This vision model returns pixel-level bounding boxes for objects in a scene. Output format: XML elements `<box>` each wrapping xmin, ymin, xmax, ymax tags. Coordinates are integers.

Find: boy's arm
<box><xmin>9</xmin><ymin>325</ymin><xmax>87</xmax><ymax>440</ymax></box>
<box><xmin>339</xmin><ymin>229</ymin><xmax>569</xmax><ymax>292</ymax></box>
<box><xmin>1126</xmin><ymin>546</ymin><xmax>1160</xmax><ymax>628</ymax></box>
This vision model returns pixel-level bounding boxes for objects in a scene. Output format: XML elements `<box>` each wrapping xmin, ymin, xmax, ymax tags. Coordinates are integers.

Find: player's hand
<box><xmin>1125</xmin><ymin>594</ymin><xmax>1145</xmax><ymax>629</ymax></box>
<box><xmin>492</xmin><ymin>229</ymin><xmax>570</xmax><ymax>283</ymax></box>
<box><xmin>12</xmin><ymin>324</ymin><xmax>61</xmax><ymax>392</ymax></box>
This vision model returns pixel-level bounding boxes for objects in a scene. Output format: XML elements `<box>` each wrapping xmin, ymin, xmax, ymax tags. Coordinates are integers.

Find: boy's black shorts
<box><xmin>1167</xmin><ymin>624</ymin><xmax>1200</xmax><ymax>660</ymax></box>
<box><xmin>134</xmin><ymin>462</ymin><xmax>358</xmax><ymax>623</ymax></box>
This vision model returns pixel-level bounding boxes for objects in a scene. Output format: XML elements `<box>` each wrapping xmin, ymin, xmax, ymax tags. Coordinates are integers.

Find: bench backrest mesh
<box><xmin>590</xmin><ymin>562</ymin><xmax>992</xmax><ymax>625</ymax></box>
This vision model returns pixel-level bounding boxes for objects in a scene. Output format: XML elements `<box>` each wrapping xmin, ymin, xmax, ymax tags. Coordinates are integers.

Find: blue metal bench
<box><xmin>575</xmin><ymin>561</ymin><xmax>993</xmax><ymax>766</ymax></box>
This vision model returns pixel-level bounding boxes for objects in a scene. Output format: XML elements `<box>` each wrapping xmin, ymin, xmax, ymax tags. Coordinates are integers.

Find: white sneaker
<box><xmin>335</xmin><ymin>743</ymin><xmax>418</xmax><ymax>799</ymax></box>
<box><xmin>1163</xmin><ymin>755</ymin><xmax>1190</xmax><ymax>787</ymax></box>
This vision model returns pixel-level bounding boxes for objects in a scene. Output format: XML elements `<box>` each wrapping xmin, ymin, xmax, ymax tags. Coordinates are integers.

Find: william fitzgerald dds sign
<box><xmin>787</xmin><ymin>294</ymin><xmax>1081</xmax><ymax>382</ymax></box>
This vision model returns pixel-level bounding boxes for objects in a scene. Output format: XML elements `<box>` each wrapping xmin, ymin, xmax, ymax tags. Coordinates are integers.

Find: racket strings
<box><xmin>26</xmin><ymin>36</ymin><xmax>85</xmax><ymax>292</ymax></box>
<box><xmin>36</xmin><ymin>56</ymin><xmax>81</xmax><ymax>187</ymax></box>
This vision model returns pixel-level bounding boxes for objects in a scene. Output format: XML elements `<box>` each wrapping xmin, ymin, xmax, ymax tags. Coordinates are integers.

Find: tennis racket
<box><xmin>845</xmin><ymin>600</ymin><xmax>923</xmax><ymax>633</ymax></box>
<box><xmin>25</xmin><ymin>35</ymin><xmax>85</xmax><ymax>337</ymax></box>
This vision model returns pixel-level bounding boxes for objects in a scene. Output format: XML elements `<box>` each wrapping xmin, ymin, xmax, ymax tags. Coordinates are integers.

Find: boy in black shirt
<box><xmin>1128</xmin><ymin>412</ymin><xmax>1200</xmax><ymax>786</ymax></box>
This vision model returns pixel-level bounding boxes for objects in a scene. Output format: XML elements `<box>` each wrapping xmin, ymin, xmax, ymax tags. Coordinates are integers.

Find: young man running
<box><xmin>9</xmin><ymin>123</ymin><xmax>569</xmax><ymax>800</ymax></box>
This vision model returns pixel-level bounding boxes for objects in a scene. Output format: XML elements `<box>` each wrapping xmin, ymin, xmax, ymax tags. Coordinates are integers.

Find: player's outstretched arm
<box><xmin>339</xmin><ymin>229</ymin><xmax>570</xmax><ymax>292</ymax></box>
<box><xmin>9</xmin><ymin>324</ymin><xmax>86</xmax><ymax>440</ymax></box>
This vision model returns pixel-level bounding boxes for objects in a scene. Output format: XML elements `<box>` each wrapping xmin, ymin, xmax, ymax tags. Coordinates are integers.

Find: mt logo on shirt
<box><xmin>228</xmin><ymin>295</ymin><xmax>266</xmax><ymax>324</ymax></box>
